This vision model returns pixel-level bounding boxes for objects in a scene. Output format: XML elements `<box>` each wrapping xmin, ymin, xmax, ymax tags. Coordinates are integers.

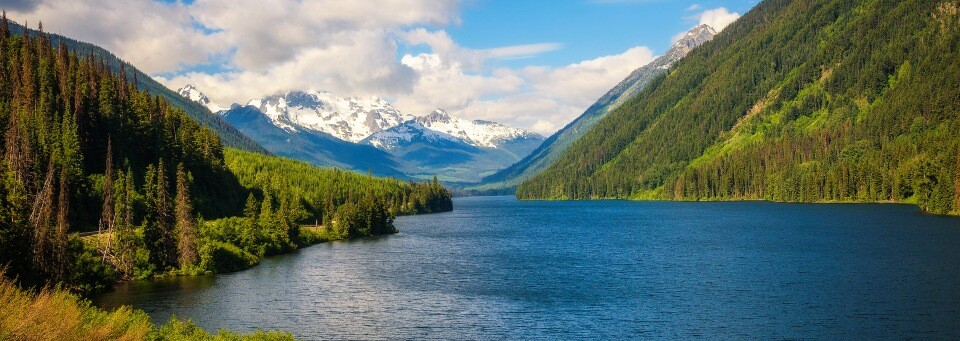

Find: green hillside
<box><xmin>477</xmin><ymin>25</ymin><xmax>716</xmax><ymax>193</ymax></box>
<box><xmin>7</xmin><ymin>20</ymin><xmax>267</xmax><ymax>154</ymax></box>
<box><xmin>518</xmin><ymin>0</ymin><xmax>960</xmax><ymax>215</ymax></box>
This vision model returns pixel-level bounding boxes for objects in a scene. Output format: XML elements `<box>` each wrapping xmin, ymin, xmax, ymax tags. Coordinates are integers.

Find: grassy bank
<box><xmin>0</xmin><ymin>276</ymin><xmax>292</xmax><ymax>340</ymax></box>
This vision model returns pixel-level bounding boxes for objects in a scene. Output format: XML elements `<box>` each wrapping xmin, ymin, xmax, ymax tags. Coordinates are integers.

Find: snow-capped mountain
<box><xmin>180</xmin><ymin>86</ymin><xmax>545</xmax><ymax>183</ymax></box>
<box><xmin>177</xmin><ymin>85</ymin><xmax>227</xmax><ymax>113</ymax></box>
<box><xmin>246</xmin><ymin>91</ymin><xmax>411</xmax><ymax>143</ymax></box>
<box><xmin>361</xmin><ymin>109</ymin><xmax>545</xmax><ymax>182</ymax></box>
<box><xmin>365</xmin><ymin>109</ymin><xmax>542</xmax><ymax>150</ymax></box>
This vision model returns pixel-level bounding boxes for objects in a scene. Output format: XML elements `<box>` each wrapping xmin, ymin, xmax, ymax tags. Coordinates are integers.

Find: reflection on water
<box><xmin>94</xmin><ymin>197</ymin><xmax>960</xmax><ymax>339</ymax></box>
<box><xmin>97</xmin><ymin>275</ymin><xmax>218</xmax><ymax>319</ymax></box>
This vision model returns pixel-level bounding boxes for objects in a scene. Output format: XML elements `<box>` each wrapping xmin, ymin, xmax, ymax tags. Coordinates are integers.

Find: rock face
<box><xmin>477</xmin><ymin>24</ymin><xmax>718</xmax><ymax>191</ymax></box>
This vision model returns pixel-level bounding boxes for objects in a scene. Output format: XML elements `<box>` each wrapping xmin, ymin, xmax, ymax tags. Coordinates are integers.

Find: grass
<box><xmin>0</xmin><ymin>276</ymin><xmax>294</xmax><ymax>340</ymax></box>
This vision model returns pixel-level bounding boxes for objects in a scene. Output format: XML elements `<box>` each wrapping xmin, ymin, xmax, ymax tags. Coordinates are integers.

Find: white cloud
<box><xmin>7</xmin><ymin>0</ymin><xmax>226</xmax><ymax>73</ymax></box>
<box><xmin>390</xmin><ymin>45</ymin><xmax>655</xmax><ymax>135</ymax></box>
<box><xmin>696</xmin><ymin>7</ymin><xmax>740</xmax><ymax>31</ymax></box>
<box><xmin>163</xmin><ymin>29</ymin><xmax>419</xmax><ymax>105</ymax></box>
<box><xmin>673</xmin><ymin>7</ymin><xmax>740</xmax><ymax>44</ymax></box>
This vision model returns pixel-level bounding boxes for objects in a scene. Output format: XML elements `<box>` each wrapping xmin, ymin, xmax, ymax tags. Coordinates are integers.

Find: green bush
<box><xmin>68</xmin><ymin>237</ymin><xmax>115</xmax><ymax>294</ymax></box>
<box><xmin>198</xmin><ymin>242</ymin><xmax>259</xmax><ymax>273</ymax></box>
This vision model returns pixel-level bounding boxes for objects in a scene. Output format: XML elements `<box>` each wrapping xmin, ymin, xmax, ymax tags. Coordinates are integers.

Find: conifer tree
<box><xmin>99</xmin><ymin>140</ymin><xmax>114</xmax><ymax>260</ymax></box>
<box><xmin>174</xmin><ymin>163</ymin><xmax>197</xmax><ymax>267</ymax></box>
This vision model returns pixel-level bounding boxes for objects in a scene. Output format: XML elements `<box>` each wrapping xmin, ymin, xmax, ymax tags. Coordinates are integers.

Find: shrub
<box><xmin>198</xmin><ymin>241</ymin><xmax>259</xmax><ymax>273</ymax></box>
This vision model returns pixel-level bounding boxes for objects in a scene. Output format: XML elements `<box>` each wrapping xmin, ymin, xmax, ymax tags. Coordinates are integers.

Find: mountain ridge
<box><xmin>180</xmin><ymin>87</ymin><xmax>544</xmax><ymax>182</ymax></box>
<box><xmin>476</xmin><ymin>24</ymin><xmax>717</xmax><ymax>191</ymax></box>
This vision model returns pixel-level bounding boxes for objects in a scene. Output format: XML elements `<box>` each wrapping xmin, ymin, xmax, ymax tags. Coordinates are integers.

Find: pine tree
<box><xmin>52</xmin><ymin>161</ymin><xmax>70</xmax><ymax>283</ymax></box>
<box><xmin>143</xmin><ymin>160</ymin><xmax>176</xmax><ymax>270</ymax></box>
<box><xmin>243</xmin><ymin>193</ymin><xmax>259</xmax><ymax>219</ymax></box>
<box><xmin>174</xmin><ymin>163</ymin><xmax>197</xmax><ymax>267</ymax></box>
<box><xmin>99</xmin><ymin>140</ymin><xmax>114</xmax><ymax>261</ymax></box>
<box><xmin>29</xmin><ymin>160</ymin><xmax>56</xmax><ymax>281</ymax></box>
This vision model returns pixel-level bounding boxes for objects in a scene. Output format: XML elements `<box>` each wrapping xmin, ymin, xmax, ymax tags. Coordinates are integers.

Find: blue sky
<box><xmin>445</xmin><ymin>0</ymin><xmax>758</xmax><ymax>68</ymax></box>
<box><xmin>9</xmin><ymin>0</ymin><xmax>758</xmax><ymax>134</ymax></box>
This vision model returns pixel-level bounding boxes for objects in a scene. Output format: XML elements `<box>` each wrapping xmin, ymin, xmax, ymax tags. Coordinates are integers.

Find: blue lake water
<box><xmin>94</xmin><ymin>196</ymin><xmax>960</xmax><ymax>339</ymax></box>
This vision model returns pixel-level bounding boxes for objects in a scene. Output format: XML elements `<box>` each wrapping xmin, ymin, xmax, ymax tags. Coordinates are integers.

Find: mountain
<box><xmin>8</xmin><ymin>21</ymin><xmax>267</xmax><ymax>154</ymax></box>
<box><xmin>477</xmin><ymin>24</ymin><xmax>716</xmax><ymax>191</ymax></box>
<box><xmin>367</xmin><ymin>109</ymin><xmax>541</xmax><ymax>149</ymax></box>
<box><xmin>188</xmin><ymin>87</ymin><xmax>544</xmax><ymax>182</ymax></box>
<box><xmin>517</xmin><ymin>0</ymin><xmax>960</xmax><ymax>215</ymax></box>
<box><xmin>219</xmin><ymin>104</ymin><xmax>407</xmax><ymax>177</ymax></box>
<box><xmin>246</xmin><ymin>90</ymin><xmax>410</xmax><ymax>143</ymax></box>
<box><xmin>364</xmin><ymin>109</ymin><xmax>545</xmax><ymax>182</ymax></box>
<box><xmin>178</xmin><ymin>84</ymin><xmax>227</xmax><ymax>113</ymax></box>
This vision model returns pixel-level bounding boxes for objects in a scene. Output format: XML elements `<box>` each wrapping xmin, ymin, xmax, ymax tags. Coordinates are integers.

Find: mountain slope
<box><xmin>7</xmin><ymin>21</ymin><xmax>267</xmax><ymax>154</ymax></box>
<box><xmin>518</xmin><ymin>0</ymin><xmax>960</xmax><ymax>215</ymax></box>
<box><xmin>220</xmin><ymin>105</ymin><xmax>407</xmax><ymax>177</ymax></box>
<box><xmin>247</xmin><ymin>90</ymin><xmax>410</xmax><ymax>143</ymax></box>
<box><xmin>478</xmin><ymin>24</ymin><xmax>716</xmax><ymax>191</ymax></box>
<box><xmin>363</xmin><ymin>109</ymin><xmax>545</xmax><ymax>182</ymax></box>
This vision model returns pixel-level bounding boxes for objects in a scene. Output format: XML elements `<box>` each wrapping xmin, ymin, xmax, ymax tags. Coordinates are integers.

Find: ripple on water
<box><xmin>94</xmin><ymin>197</ymin><xmax>960</xmax><ymax>339</ymax></box>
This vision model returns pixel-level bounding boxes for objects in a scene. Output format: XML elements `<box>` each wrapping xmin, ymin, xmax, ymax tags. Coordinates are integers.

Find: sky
<box><xmin>4</xmin><ymin>0</ymin><xmax>757</xmax><ymax>135</ymax></box>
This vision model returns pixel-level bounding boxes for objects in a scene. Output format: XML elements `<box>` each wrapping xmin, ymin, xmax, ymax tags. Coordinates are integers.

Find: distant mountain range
<box><xmin>181</xmin><ymin>88</ymin><xmax>544</xmax><ymax>182</ymax></box>
<box><xmin>475</xmin><ymin>24</ymin><xmax>717</xmax><ymax>192</ymax></box>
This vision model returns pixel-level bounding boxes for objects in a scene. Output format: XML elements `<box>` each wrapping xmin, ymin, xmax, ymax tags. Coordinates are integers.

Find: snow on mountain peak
<box><xmin>673</xmin><ymin>24</ymin><xmax>717</xmax><ymax>50</ymax></box>
<box><xmin>245</xmin><ymin>90</ymin><xmax>411</xmax><ymax>143</ymax></box>
<box><xmin>177</xmin><ymin>85</ymin><xmax>227</xmax><ymax>113</ymax></box>
<box><xmin>367</xmin><ymin>108</ymin><xmax>542</xmax><ymax>149</ymax></box>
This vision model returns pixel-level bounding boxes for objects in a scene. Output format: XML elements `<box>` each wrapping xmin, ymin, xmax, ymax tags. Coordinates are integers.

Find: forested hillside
<box><xmin>7</xmin><ymin>20</ymin><xmax>266</xmax><ymax>154</ymax></box>
<box><xmin>0</xmin><ymin>16</ymin><xmax>452</xmax><ymax>294</ymax></box>
<box><xmin>225</xmin><ymin>149</ymin><xmax>453</xmax><ymax>220</ymax></box>
<box><xmin>477</xmin><ymin>24</ymin><xmax>716</xmax><ymax>193</ymax></box>
<box><xmin>518</xmin><ymin>0</ymin><xmax>960</xmax><ymax>215</ymax></box>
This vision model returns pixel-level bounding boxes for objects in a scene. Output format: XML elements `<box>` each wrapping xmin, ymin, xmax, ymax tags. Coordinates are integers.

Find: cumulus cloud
<box><xmin>696</xmin><ymin>7</ymin><xmax>740</xmax><ymax>31</ymax></box>
<box><xmin>673</xmin><ymin>7</ymin><xmax>740</xmax><ymax>44</ymax></box>
<box><xmin>6</xmin><ymin>0</ymin><xmax>225</xmax><ymax>73</ymax></box>
<box><xmin>391</xmin><ymin>45</ymin><xmax>655</xmax><ymax>135</ymax></box>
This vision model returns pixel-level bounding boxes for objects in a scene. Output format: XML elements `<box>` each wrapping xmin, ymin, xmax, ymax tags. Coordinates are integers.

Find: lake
<box><xmin>94</xmin><ymin>196</ymin><xmax>960</xmax><ymax>339</ymax></box>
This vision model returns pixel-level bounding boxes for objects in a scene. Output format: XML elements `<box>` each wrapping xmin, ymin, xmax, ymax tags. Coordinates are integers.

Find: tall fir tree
<box><xmin>174</xmin><ymin>163</ymin><xmax>197</xmax><ymax>267</ymax></box>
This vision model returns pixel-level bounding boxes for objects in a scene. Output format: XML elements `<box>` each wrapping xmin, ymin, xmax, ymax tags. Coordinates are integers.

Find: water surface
<box><xmin>94</xmin><ymin>197</ymin><xmax>960</xmax><ymax>339</ymax></box>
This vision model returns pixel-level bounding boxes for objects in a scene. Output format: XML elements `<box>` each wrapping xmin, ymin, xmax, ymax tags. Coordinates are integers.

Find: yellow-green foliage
<box><xmin>224</xmin><ymin>149</ymin><xmax>453</xmax><ymax>218</ymax></box>
<box><xmin>0</xmin><ymin>276</ymin><xmax>151</xmax><ymax>340</ymax></box>
<box><xmin>0</xmin><ymin>276</ymin><xmax>294</xmax><ymax>340</ymax></box>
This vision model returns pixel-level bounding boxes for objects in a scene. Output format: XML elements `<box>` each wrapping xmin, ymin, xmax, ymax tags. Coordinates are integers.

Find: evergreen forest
<box><xmin>518</xmin><ymin>0</ymin><xmax>960</xmax><ymax>215</ymax></box>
